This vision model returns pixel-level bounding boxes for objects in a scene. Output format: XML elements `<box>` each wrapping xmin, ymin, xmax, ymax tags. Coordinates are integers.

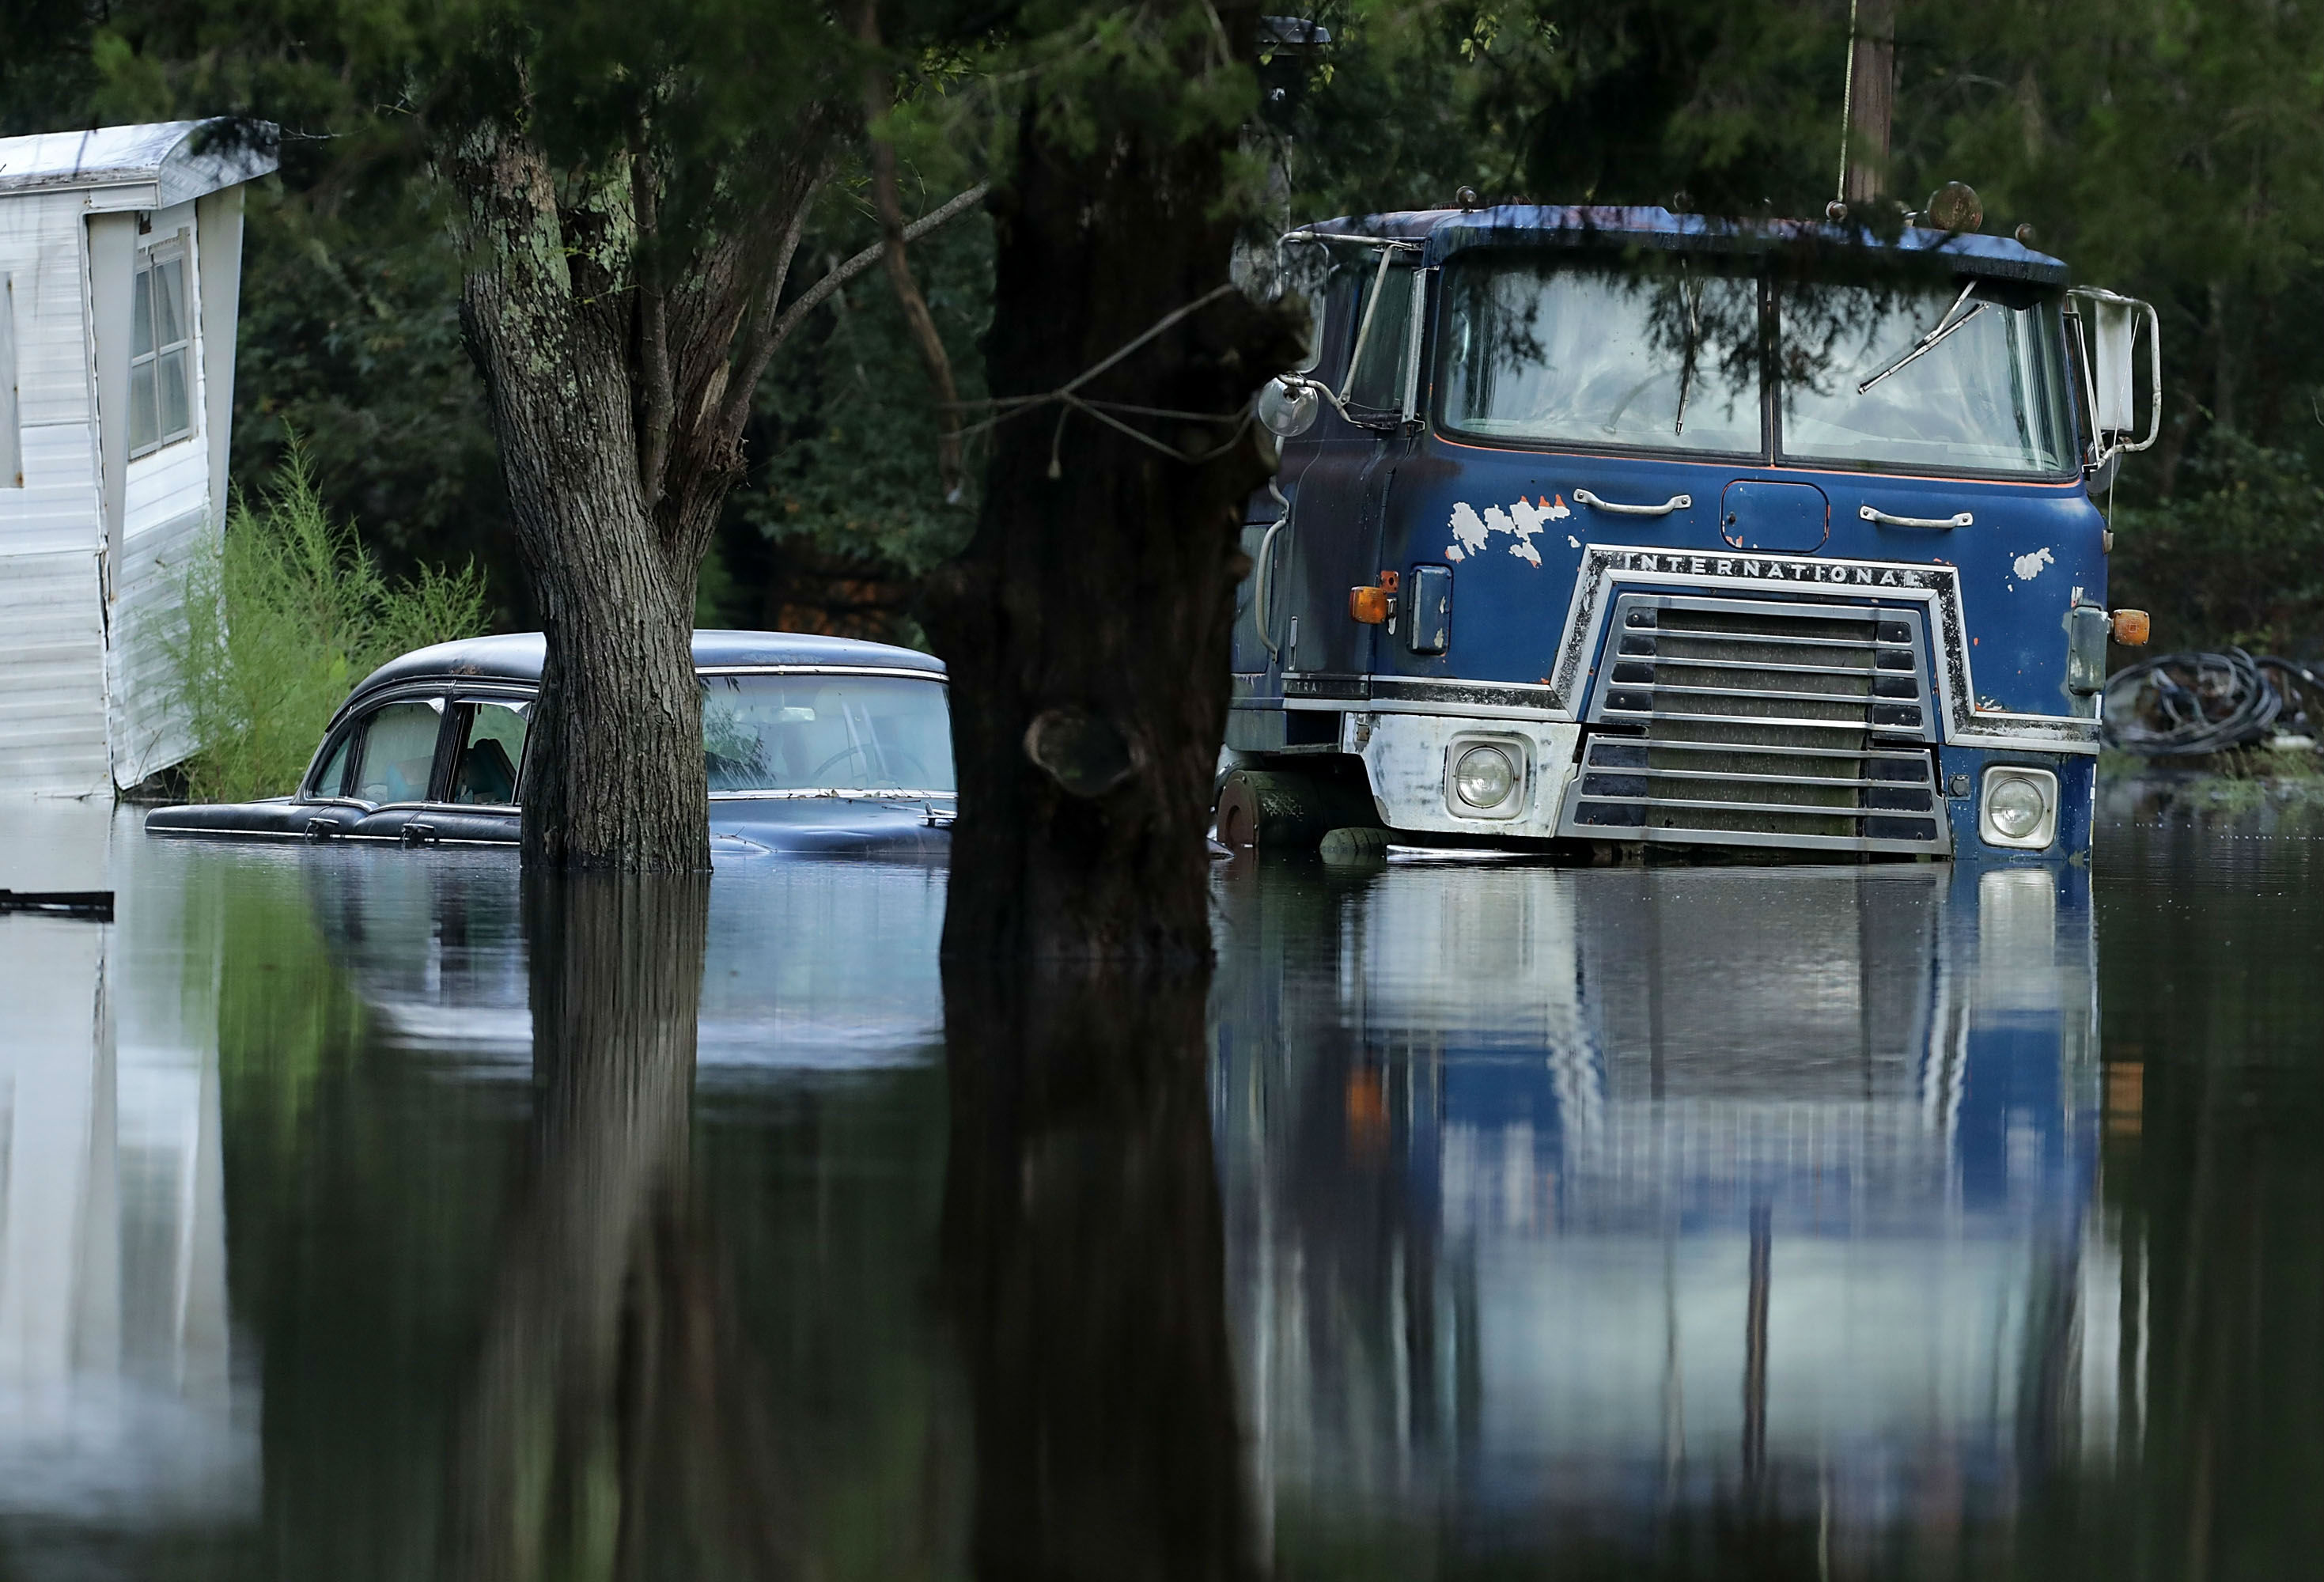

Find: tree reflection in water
<box><xmin>442</xmin><ymin>872</ymin><xmax>793</xmax><ymax>1582</ymax></box>
<box><xmin>941</xmin><ymin>959</ymin><xmax>1258</xmax><ymax>1582</ymax></box>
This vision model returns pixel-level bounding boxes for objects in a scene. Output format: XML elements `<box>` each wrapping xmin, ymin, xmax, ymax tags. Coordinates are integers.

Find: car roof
<box><xmin>346</xmin><ymin>630</ymin><xmax>945</xmax><ymax>706</ymax></box>
<box><xmin>1293</xmin><ymin>203</ymin><xmax>2070</xmax><ymax>286</ymax></box>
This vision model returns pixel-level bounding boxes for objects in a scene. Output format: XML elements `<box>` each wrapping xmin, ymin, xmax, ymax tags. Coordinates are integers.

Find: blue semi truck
<box><xmin>1221</xmin><ymin>202</ymin><xmax>2158</xmax><ymax>862</ymax></box>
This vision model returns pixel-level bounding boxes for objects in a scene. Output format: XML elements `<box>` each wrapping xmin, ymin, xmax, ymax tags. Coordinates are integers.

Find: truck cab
<box><xmin>1224</xmin><ymin>205</ymin><xmax>2156</xmax><ymax>863</ymax></box>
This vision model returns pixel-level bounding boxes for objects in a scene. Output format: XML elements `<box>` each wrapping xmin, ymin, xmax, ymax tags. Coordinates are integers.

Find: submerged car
<box><xmin>146</xmin><ymin>631</ymin><xmax>956</xmax><ymax>856</ymax></box>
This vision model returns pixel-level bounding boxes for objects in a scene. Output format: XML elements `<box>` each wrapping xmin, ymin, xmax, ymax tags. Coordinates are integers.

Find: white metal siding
<box><xmin>0</xmin><ymin>190</ymin><xmax>108</xmax><ymax>794</ymax></box>
<box><xmin>0</xmin><ymin>191</ymin><xmax>100</xmax><ymax>555</ymax></box>
<box><xmin>108</xmin><ymin>203</ymin><xmax>217</xmax><ymax>788</ymax></box>
<box><xmin>0</xmin><ymin>131</ymin><xmax>261</xmax><ymax>795</ymax></box>
<box><xmin>0</xmin><ymin>547</ymin><xmax>108</xmax><ymax>794</ymax></box>
<box><xmin>105</xmin><ymin>505</ymin><xmax>206</xmax><ymax>787</ymax></box>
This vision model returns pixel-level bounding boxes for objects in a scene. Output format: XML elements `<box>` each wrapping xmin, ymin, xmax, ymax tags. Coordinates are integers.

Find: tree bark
<box><xmin>452</xmin><ymin>127</ymin><xmax>721</xmax><ymax>871</ymax></box>
<box><xmin>941</xmin><ymin>956</ymin><xmax>1258</xmax><ymax>1582</ymax></box>
<box><xmin>1842</xmin><ymin>0</ymin><xmax>1896</xmax><ymax>206</ymax></box>
<box><xmin>922</xmin><ymin>0</ymin><xmax>1304</xmax><ymax>964</ymax></box>
<box><xmin>447</xmin><ymin>100</ymin><xmax>976</xmax><ymax>870</ymax></box>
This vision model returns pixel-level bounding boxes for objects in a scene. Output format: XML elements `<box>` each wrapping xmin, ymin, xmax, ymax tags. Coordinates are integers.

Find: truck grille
<box><xmin>1556</xmin><ymin>593</ymin><xmax>1949</xmax><ymax>856</ymax></box>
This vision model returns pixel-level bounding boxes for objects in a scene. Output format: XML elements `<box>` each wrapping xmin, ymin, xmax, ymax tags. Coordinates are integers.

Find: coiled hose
<box><xmin>2102</xmin><ymin>649</ymin><xmax>2324</xmax><ymax>756</ymax></box>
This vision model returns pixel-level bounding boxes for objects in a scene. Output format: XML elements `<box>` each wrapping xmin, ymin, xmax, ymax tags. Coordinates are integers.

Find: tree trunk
<box><xmin>922</xmin><ymin>0</ymin><xmax>1304</xmax><ymax>966</ymax></box>
<box><xmin>452</xmin><ymin>128</ymin><xmax>713</xmax><ymax>871</ymax></box>
<box><xmin>1842</xmin><ymin>0</ymin><xmax>1896</xmax><ymax>206</ymax></box>
<box><xmin>941</xmin><ymin>956</ymin><xmax>1257</xmax><ymax>1581</ymax></box>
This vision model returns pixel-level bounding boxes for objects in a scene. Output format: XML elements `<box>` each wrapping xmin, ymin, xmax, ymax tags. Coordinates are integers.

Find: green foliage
<box><xmin>230</xmin><ymin>181</ymin><xmax>522</xmax><ymax>613</ymax></box>
<box><xmin>1894</xmin><ymin>0</ymin><xmax>2324</xmax><ymax>489</ymax></box>
<box><xmin>167</xmin><ymin>445</ymin><xmax>488</xmax><ymax>801</ymax></box>
<box><xmin>2110</xmin><ymin>433</ymin><xmax>2324</xmax><ymax>655</ymax></box>
<box><xmin>1259</xmin><ymin>2</ymin><xmax>1851</xmax><ymax>221</ymax></box>
<box><xmin>21</xmin><ymin>0</ymin><xmax>2324</xmax><ymax>649</ymax></box>
<box><xmin>707</xmin><ymin>200</ymin><xmax>992</xmax><ymax>640</ymax></box>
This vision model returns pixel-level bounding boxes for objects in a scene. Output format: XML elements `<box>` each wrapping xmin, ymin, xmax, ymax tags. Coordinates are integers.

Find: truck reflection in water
<box><xmin>1212</xmin><ymin>860</ymin><xmax>2109</xmax><ymax>1566</ymax></box>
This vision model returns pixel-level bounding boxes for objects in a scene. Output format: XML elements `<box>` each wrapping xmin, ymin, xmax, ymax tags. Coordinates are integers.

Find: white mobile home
<box><xmin>0</xmin><ymin>121</ymin><xmax>276</xmax><ymax>797</ymax></box>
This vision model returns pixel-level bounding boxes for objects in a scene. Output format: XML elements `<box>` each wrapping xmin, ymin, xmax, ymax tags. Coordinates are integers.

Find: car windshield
<box><xmin>1779</xmin><ymin>280</ymin><xmax>2076</xmax><ymax>475</ymax></box>
<box><xmin>1440</xmin><ymin>259</ymin><xmax>1764</xmax><ymax>453</ymax></box>
<box><xmin>700</xmin><ymin>672</ymin><xmax>953</xmax><ymax>794</ymax></box>
<box><xmin>1436</xmin><ymin>257</ymin><xmax>2077</xmax><ymax>477</ymax></box>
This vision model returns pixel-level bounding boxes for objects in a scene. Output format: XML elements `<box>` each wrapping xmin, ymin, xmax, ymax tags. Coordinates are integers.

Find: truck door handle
<box><xmin>1860</xmin><ymin>505</ymin><xmax>1974</xmax><ymax>529</ymax></box>
<box><xmin>1252</xmin><ymin>517</ymin><xmax>1288</xmax><ymax>657</ymax></box>
<box><xmin>1573</xmin><ymin>488</ymin><xmax>1690</xmax><ymax>517</ymax></box>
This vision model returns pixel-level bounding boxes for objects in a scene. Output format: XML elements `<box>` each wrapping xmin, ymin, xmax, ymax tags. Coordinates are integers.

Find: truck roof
<box><xmin>1296</xmin><ymin>204</ymin><xmax>2070</xmax><ymax>286</ymax></box>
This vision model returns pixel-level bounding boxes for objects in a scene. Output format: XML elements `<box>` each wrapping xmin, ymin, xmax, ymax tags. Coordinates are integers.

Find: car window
<box><xmin>701</xmin><ymin>673</ymin><xmax>953</xmax><ymax>793</ymax></box>
<box><xmin>309</xmin><ymin>727</ymin><xmax>357</xmax><ymax>799</ymax></box>
<box><xmin>351</xmin><ymin>699</ymin><xmax>447</xmax><ymax>804</ymax></box>
<box><xmin>452</xmin><ymin>700</ymin><xmax>528</xmax><ymax>805</ymax></box>
<box><xmin>1346</xmin><ymin>266</ymin><xmax>1417</xmax><ymax>410</ymax></box>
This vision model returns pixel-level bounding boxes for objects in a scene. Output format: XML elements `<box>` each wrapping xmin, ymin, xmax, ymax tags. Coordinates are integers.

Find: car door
<box><xmin>1281</xmin><ymin>258</ymin><xmax>1420</xmax><ymax>686</ymax></box>
<box><xmin>414</xmin><ymin>694</ymin><xmax>532</xmax><ymax>845</ymax></box>
<box><xmin>331</xmin><ymin>694</ymin><xmax>456</xmax><ymax>843</ymax></box>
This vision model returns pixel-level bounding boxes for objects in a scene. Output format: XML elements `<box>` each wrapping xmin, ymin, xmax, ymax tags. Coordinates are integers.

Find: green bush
<box><xmin>2110</xmin><ymin>433</ymin><xmax>2324</xmax><ymax>657</ymax></box>
<box><xmin>167</xmin><ymin>445</ymin><xmax>488</xmax><ymax>801</ymax></box>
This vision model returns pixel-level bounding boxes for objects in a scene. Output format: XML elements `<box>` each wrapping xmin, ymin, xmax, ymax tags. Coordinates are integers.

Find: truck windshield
<box><xmin>1437</xmin><ymin>258</ymin><xmax>2077</xmax><ymax>478</ymax></box>
<box><xmin>700</xmin><ymin>672</ymin><xmax>954</xmax><ymax>794</ymax></box>
<box><xmin>1440</xmin><ymin>260</ymin><xmax>1763</xmax><ymax>453</ymax></box>
<box><xmin>1778</xmin><ymin>281</ymin><xmax>2076</xmax><ymax>475</ymax></box>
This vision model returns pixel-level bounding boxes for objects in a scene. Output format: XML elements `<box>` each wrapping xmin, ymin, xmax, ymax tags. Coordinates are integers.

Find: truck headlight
<box><xmin>1979</xmin><ymin>766</ymin><xmax>2058</xmax><ymax>850</ymax></box>
<box><xmin>1451</xmin><ymin>742</ymin><xmax>1519</xmax><ymax>812</ymax></box>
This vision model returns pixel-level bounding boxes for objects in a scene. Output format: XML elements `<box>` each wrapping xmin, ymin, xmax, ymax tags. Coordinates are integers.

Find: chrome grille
<box><xmin>1557</xmin><ymin>593</ymin><xmax>1949</xmax><ymax>855</ymax></box>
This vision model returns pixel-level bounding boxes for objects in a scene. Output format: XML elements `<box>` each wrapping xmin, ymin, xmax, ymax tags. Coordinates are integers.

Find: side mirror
<box><xmin>1256</xmin><ymin>375</ymin><xmax>1321</xmax><ymax>439</ymax></box>
<box><xmin>2068</xmin><ymin>287</ymin><xmax>2161</xmax><ymax>470</ymax></box>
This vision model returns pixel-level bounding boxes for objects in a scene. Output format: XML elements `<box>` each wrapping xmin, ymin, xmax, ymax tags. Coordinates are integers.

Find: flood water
<box><xmin>0</xmin><ymin>786</ymin><xmax>2318</xmax><ymax>1580</ymax></box>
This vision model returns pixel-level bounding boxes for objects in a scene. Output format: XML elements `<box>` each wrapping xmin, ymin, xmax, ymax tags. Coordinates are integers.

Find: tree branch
<box><xmin>630</xmin><ymin>128</ymin><xmax>676</xmax><ymax>513</ymax></box>
<box><xmin>763</xmin><ymin>180</ymin><xmax>990</xmax><ymax>355</ymax></box>
<box><xmin>714</xmin><ymin>176</ymin><xmax>990</xmax><ymax>457</ymax></box>
<box><xmin>860</xmin><ymin>0</ymin><xmax>969</xmax><ymax>502</ymax></box>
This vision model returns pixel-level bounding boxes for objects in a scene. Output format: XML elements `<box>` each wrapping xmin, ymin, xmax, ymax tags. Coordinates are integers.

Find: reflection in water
<box><xmin>0</xmin><ymin>809</ymin><xmax>255</xmax><ymax>1554</ymax></box>
<box><xmin>305</xmin><ymin>853</ymin><xmax>946</xmax><ymax>1074</ymax></box>
<box><xmin>8</xmin><ymin>804</ymin><xmax>2324</xmax><ymax>1578</ymax></box>
<box><xmin>942</xmin><ymin>960</ymin><xmax>1257</xmax><ymax>1581</ymax></box>
<box><xmin>442</xmin><ymin>872</ymin><xmax>794</xmax><ymax>1580</ymax></box>
<box><xmin>1213</xmin><ymin>861</ymin><xmax>2108</xmax><ymax>1571</ymax></box>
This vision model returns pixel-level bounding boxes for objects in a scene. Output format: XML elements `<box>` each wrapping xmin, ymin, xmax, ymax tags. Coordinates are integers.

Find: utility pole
<box><xmin>1838</xmin><ymin>0</ymin><xmax>1896</xmax><ymax>205</ymax></box>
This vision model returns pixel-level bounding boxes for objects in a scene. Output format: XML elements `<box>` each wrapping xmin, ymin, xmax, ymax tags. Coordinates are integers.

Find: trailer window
<box><xmin>0</xmin><ymin>274</ymin><xmax>19</xmax><ymax>488</ymax></box>
<box><xmin>1440</xmin><ymin>259</ymin><xmax>1762</xmax><ymax>454</ymax></box>
<box><xmin>129</xmin><ymin>245</ymin><xmax>195</xmax><ymax>458</ymax></box>
<box><xmin>1778</xmin><ymin>282</ymin><xmax>2076</xmax><ymax>475</ymax></box>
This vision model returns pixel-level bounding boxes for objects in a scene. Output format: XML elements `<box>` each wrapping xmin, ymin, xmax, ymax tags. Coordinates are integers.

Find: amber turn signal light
<box><xmin>2110</xmin><ymin>608</ymin><xmax>2151</xmax><ymax>646</ymax></box>
<box><xmin>1349</xmin><ymin>570</ymin><xmax>1399</xmax><ymax>625</ymax></box>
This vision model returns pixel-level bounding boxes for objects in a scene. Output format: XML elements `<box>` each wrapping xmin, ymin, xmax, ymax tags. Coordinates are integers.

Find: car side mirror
<box><xmin>1256</xmin><ymin>375</ymin><xmax>1321</xmax><ymax>439</ymax></box>
<box><xmin>2069</xmin><ymin>286</ymin><xmax>2161</xmax><ymax>470</ymax></box>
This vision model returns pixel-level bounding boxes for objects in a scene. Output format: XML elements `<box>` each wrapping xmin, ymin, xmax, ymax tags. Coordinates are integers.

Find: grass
<box><xmin>2101</xmin><ymin>744</ymin><xmax>2324</xmax><ymax>783</ymax></box>
<box><xmin>165</xmin><ymin>441</ymin><xmax>488</xmax><ymax>801</ymax></box>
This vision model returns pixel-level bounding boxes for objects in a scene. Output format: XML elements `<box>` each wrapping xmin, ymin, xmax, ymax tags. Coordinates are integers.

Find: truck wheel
<box><xmin>1214</xmin><ymin>768</ymin><xmax>1383</xmax><ymax>853</ymax></box>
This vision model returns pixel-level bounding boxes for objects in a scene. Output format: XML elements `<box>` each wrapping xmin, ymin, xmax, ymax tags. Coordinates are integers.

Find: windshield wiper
<box><xmin>1674</xmin><ymin>266</ymin><xmax>1701</xmax><ymax>437</ymax></box>
<box><xmin>1856</xmin><ymin>280</ymin><xmax>1988</xmax><ymax>396</ymax></box>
